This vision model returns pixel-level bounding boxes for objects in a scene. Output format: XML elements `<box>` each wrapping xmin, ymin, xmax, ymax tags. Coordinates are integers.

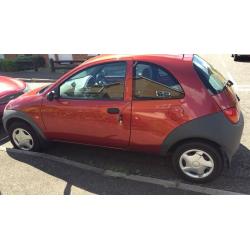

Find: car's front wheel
<box><xmin>172</xmin><ymin>141</ymin><xmax>224</xmax><ymax>183</ymax></box>
<box><xmin>8</xmin><ymin>121</ymin><xmax>41</xmax><ymax>152</ymax></box>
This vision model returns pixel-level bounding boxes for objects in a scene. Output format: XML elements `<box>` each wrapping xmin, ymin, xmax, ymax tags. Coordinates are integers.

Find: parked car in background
<box><xmin>0</xmin><ymin>76</ymin><xmax>29</xmax><ymax>117</ymax></box>
<box><xmin>232</xmin><ymin>54</ymin><xmax>250</xmax><ymax>61</ymax></box>
<box><xmin>2</xmin><ymin>54</ymin><xmax>244</xmax><ymax>183</ymax></box>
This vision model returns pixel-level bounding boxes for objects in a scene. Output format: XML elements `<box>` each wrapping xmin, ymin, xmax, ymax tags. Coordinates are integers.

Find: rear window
<box><xmin>133</xmin><ymin>61</ymin><xmax>184</xmax><ymax>100</ymax></box>
<box><xmin>193</xmin><ymin>55</ymin><xmax>227</xmax><ymax>94</ymax></box>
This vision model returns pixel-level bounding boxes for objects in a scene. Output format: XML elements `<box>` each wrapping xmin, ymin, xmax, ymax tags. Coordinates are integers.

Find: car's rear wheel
<box><xmin>8</xmin><ymin>121</ymin><xmax>41</xmax><ymax>152</ymax></box>
<box><xmin>172</xmin><ymin>141</ymin><xmax>223</xmax><ymax>183</ymax></box>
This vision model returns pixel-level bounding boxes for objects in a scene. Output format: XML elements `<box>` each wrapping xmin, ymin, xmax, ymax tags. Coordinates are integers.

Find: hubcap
<box><xmin>12</xmin><ymin>128</ymin><xmax>34</xmax><ymax>151</ymax></box>
<box><xmin>179</xmin><ymin>149</ymin><xmax>214</xmax><ymax>179</ymax></box>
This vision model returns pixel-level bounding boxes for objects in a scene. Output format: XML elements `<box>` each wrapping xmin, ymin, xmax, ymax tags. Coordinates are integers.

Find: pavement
<box><xmin>0</xmin><ymin>54</ymin><xmax>250</xmax><ymax>195</ymax></box>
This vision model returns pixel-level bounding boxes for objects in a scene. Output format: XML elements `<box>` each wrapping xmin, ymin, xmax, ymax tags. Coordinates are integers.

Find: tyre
<box><xmin>172</xmin><ymin>141</ymin><xmax>223</xmax><ymax>183</ymax></box>
<box><xmin>8</xmin><ymin>121</ymin><xmax>42</xmax><ymax>152</ymax></box>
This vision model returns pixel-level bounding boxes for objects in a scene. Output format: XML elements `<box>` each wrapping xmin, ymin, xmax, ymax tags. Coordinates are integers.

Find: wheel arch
<box><xmin>165</xmin><ymin>137</ymin><xmax>230</xmax><ymax>168</ymax></box>
<box><xmin>167</xmin><ymin>137</ymin><xmax>223</xmax><ymax>155</ymax></box>
<box><xmin>3</xmin><ymin>110</ymin><xmax>47</xmax><ymax>140</ymax></box>
<box><xmin>160</xmin><ymin>112</ymin><xmax>244</xmax><ymax>164</ymax></box>
<box><xmin>6</xmin><ymin>117</ymin><xmax>31</xmax><ymax>130</ymax></box>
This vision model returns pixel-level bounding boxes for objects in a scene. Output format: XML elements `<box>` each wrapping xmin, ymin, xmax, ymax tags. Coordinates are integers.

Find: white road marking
<box><xmin>236</xmin><ymin>85</ymin><xmax>250</xmax><ymax>92</ymax></box>
<box><xmin>221</xmin><ymin>61</ymin><xmax>226</xmax><ymax>68</ymax></box>
<box><xmin>0</xmin><ymin>146</ymin><xmax>243</xmax><ymax>195</ymax></box>
<box><xmin>227</xmin><ymin>72</ymin><xmax>235</xmax><ymax>83</ymax></box>
<box><xmin>237</xmin><ymin>89</ymin><xmax>250</xmax><ymax>92</ymax></box>
<box><xmin>237</xmin><ymin>85</ymin><xmax>250</xmax><ymax>87</ymax></box>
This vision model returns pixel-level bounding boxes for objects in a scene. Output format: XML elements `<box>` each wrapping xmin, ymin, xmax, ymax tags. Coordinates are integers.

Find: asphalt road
<box><xmin>1</xmin><ymin>149</ymin><xmax>200</xmax><ymax>195</ymax></box>
<box><xmin>201</xmin><ymin>54</ymin><xmax>250</xmax><ymax>88</ymax></box>
<box><xmin>1</xmin><ymin>54</ymin><xmax>250</xmax><ymax>194</ymax></box>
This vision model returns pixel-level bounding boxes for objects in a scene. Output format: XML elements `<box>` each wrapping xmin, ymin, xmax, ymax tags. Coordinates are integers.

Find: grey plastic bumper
<box><xmin>161</xmin><ymin>111</ymin><xmax>244</xmax><ymax>161</ymax></box>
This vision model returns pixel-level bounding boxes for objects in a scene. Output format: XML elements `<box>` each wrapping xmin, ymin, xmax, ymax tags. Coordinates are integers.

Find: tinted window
<box><xmin>102</xmin><ymin>63</ymin><xmax>126</xmax><ymax>77</ymax></box>
<box><xmin>59</xmin><ymin>62</ymin><xmax>126</xmax><ymax>100</ymax></box>
<box><xmin>193</xmin><ymin>55</ymin><xmax>227</xmax><ymax>94</ymax></box>
<box><xmin>133</xmin><ymin>62</ymin><xmax>184</xmax><ymax>99</ymax></box>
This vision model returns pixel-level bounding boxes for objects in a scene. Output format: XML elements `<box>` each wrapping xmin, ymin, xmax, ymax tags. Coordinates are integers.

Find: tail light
<box><xmin>223</xmin><ymin>107</ymin><xmax>240</xmax><ymax>124</ymax></box>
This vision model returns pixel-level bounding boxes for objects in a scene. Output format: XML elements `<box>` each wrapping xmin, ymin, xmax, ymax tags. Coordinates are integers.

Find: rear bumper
<box><xmin>223</xmin><ymin>112</ymin><xmax>244</xmax><ymax>160</ymax></box>
<box><xmin>161</xmin><ymin>111</ymin><xmax>244</xmax><ymax>161</ymax></box>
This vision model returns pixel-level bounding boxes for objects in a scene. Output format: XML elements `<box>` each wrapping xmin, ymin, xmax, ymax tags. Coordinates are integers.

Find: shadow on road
<box><xmin>42</xmin><ymin>141</ymin><xmax>250</xmax><ymax>181</ymax></box>
<box><xmin>64</xmin><ymin>182</ymin><xmax>72</xmax><ymax>195</ymax></box>
<box><xmin>44</xmin><ymin>142</ymin><xmax>176</xmax><ymax>179</ymax></box>
<box><xmin>5</xmin><ymin>140</ymin><xmax>250</xmax><ymax>194</ymax></box>
<box><xmin>229</xmin><ymin>144</ymin><xmax>250</xmax><ymax>177</ymax></box>
<box><xmin>6</xmin><ymin>148</ymin><xmax>196</xmax><ymax>195</ymax></box>
<box><xmin>2</xmin><ymin>120</ymin><xmax>250</xmax><ymax>193</ymax></box>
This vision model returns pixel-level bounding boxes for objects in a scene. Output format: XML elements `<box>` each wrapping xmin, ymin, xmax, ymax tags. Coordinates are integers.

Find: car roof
<box><xmin>83</xmin><ymin>54</ymin><xmax>193</xmax><ymax>66</ymax></box>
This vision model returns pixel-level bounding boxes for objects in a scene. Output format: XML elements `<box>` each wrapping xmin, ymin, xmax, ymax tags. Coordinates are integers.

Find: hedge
<box><xmin>0</xmin><ymin>59</ymin><xmax>18</xmax><ymax>72</ymax></box>
<box><xmin>0</xmin><ymin>55</ymin><xmax>46</xmax><ymax>72</ymax></box>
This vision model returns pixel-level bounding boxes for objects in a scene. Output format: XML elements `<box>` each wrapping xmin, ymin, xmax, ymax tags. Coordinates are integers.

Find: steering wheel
<box><xmin>96</xmin><ymin>73</ymin><xmax>107</xmax><ymax>85</ymax></box>
<box><xmin>85</xmin><ymin>75</ymin><xmax>96</xmax><ymax>87</ymax></box>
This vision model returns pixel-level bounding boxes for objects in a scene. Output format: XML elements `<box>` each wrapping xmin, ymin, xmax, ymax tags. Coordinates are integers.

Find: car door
<box><xmin>130</xmin><ymin>61</ymin><xmax>185</xmax><ymax>153</ymax></box>
<box><xmin>41</xmin><ymin>61</ymin><xmax>132</xmax><ymax>149</ymax></box>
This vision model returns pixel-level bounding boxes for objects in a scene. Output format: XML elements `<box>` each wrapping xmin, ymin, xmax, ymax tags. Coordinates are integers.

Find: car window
<box><xmin>193</xmin><ymin>55</ymin><xmax>227</xmax><ymax>94</ymax></box>
<box><xmin>59</xmin><ymin>62</ymin><xmax>126</xmax><ymax>100</ymax></box>
<box><xmin>133</xmin><ymin>62</ymin><xmax>184</xmax><ymax>100</ymax></box>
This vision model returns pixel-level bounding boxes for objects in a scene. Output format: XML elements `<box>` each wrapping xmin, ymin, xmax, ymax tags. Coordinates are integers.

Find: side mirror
<box><xmin>47</xmin><ymin>90</ymin><xmax>58</xmax><ymax>101</ymax></box>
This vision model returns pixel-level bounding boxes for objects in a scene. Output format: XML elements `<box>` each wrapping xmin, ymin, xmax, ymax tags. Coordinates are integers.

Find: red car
<box><xmin>2</xmin><ymin>54</ymin><xmax>244</xmax><ymax>182</ymax></box>
<box><xmin>0</xmin><ymin>76</ymin><xmax>29</xmax><ymax>117</ymax></box>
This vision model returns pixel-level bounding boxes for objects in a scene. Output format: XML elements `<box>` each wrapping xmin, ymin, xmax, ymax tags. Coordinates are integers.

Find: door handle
<box><xmin>107</xmin><ymin>108</ymin><xmax>120</xmax><ymax>114</ymax></box>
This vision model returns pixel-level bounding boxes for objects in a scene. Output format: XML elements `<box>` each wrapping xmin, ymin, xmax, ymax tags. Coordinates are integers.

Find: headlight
<box><xmin>0</xmin><ymin>92</ymin><xmax>23</xmax><ymax>105</ymax></box>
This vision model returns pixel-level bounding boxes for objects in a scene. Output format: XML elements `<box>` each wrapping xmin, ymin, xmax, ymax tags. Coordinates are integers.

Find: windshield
<box><xmin>193</xmin><ymin>55</ymin><xmax>227</xmax><ymax>94</ymax></box>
